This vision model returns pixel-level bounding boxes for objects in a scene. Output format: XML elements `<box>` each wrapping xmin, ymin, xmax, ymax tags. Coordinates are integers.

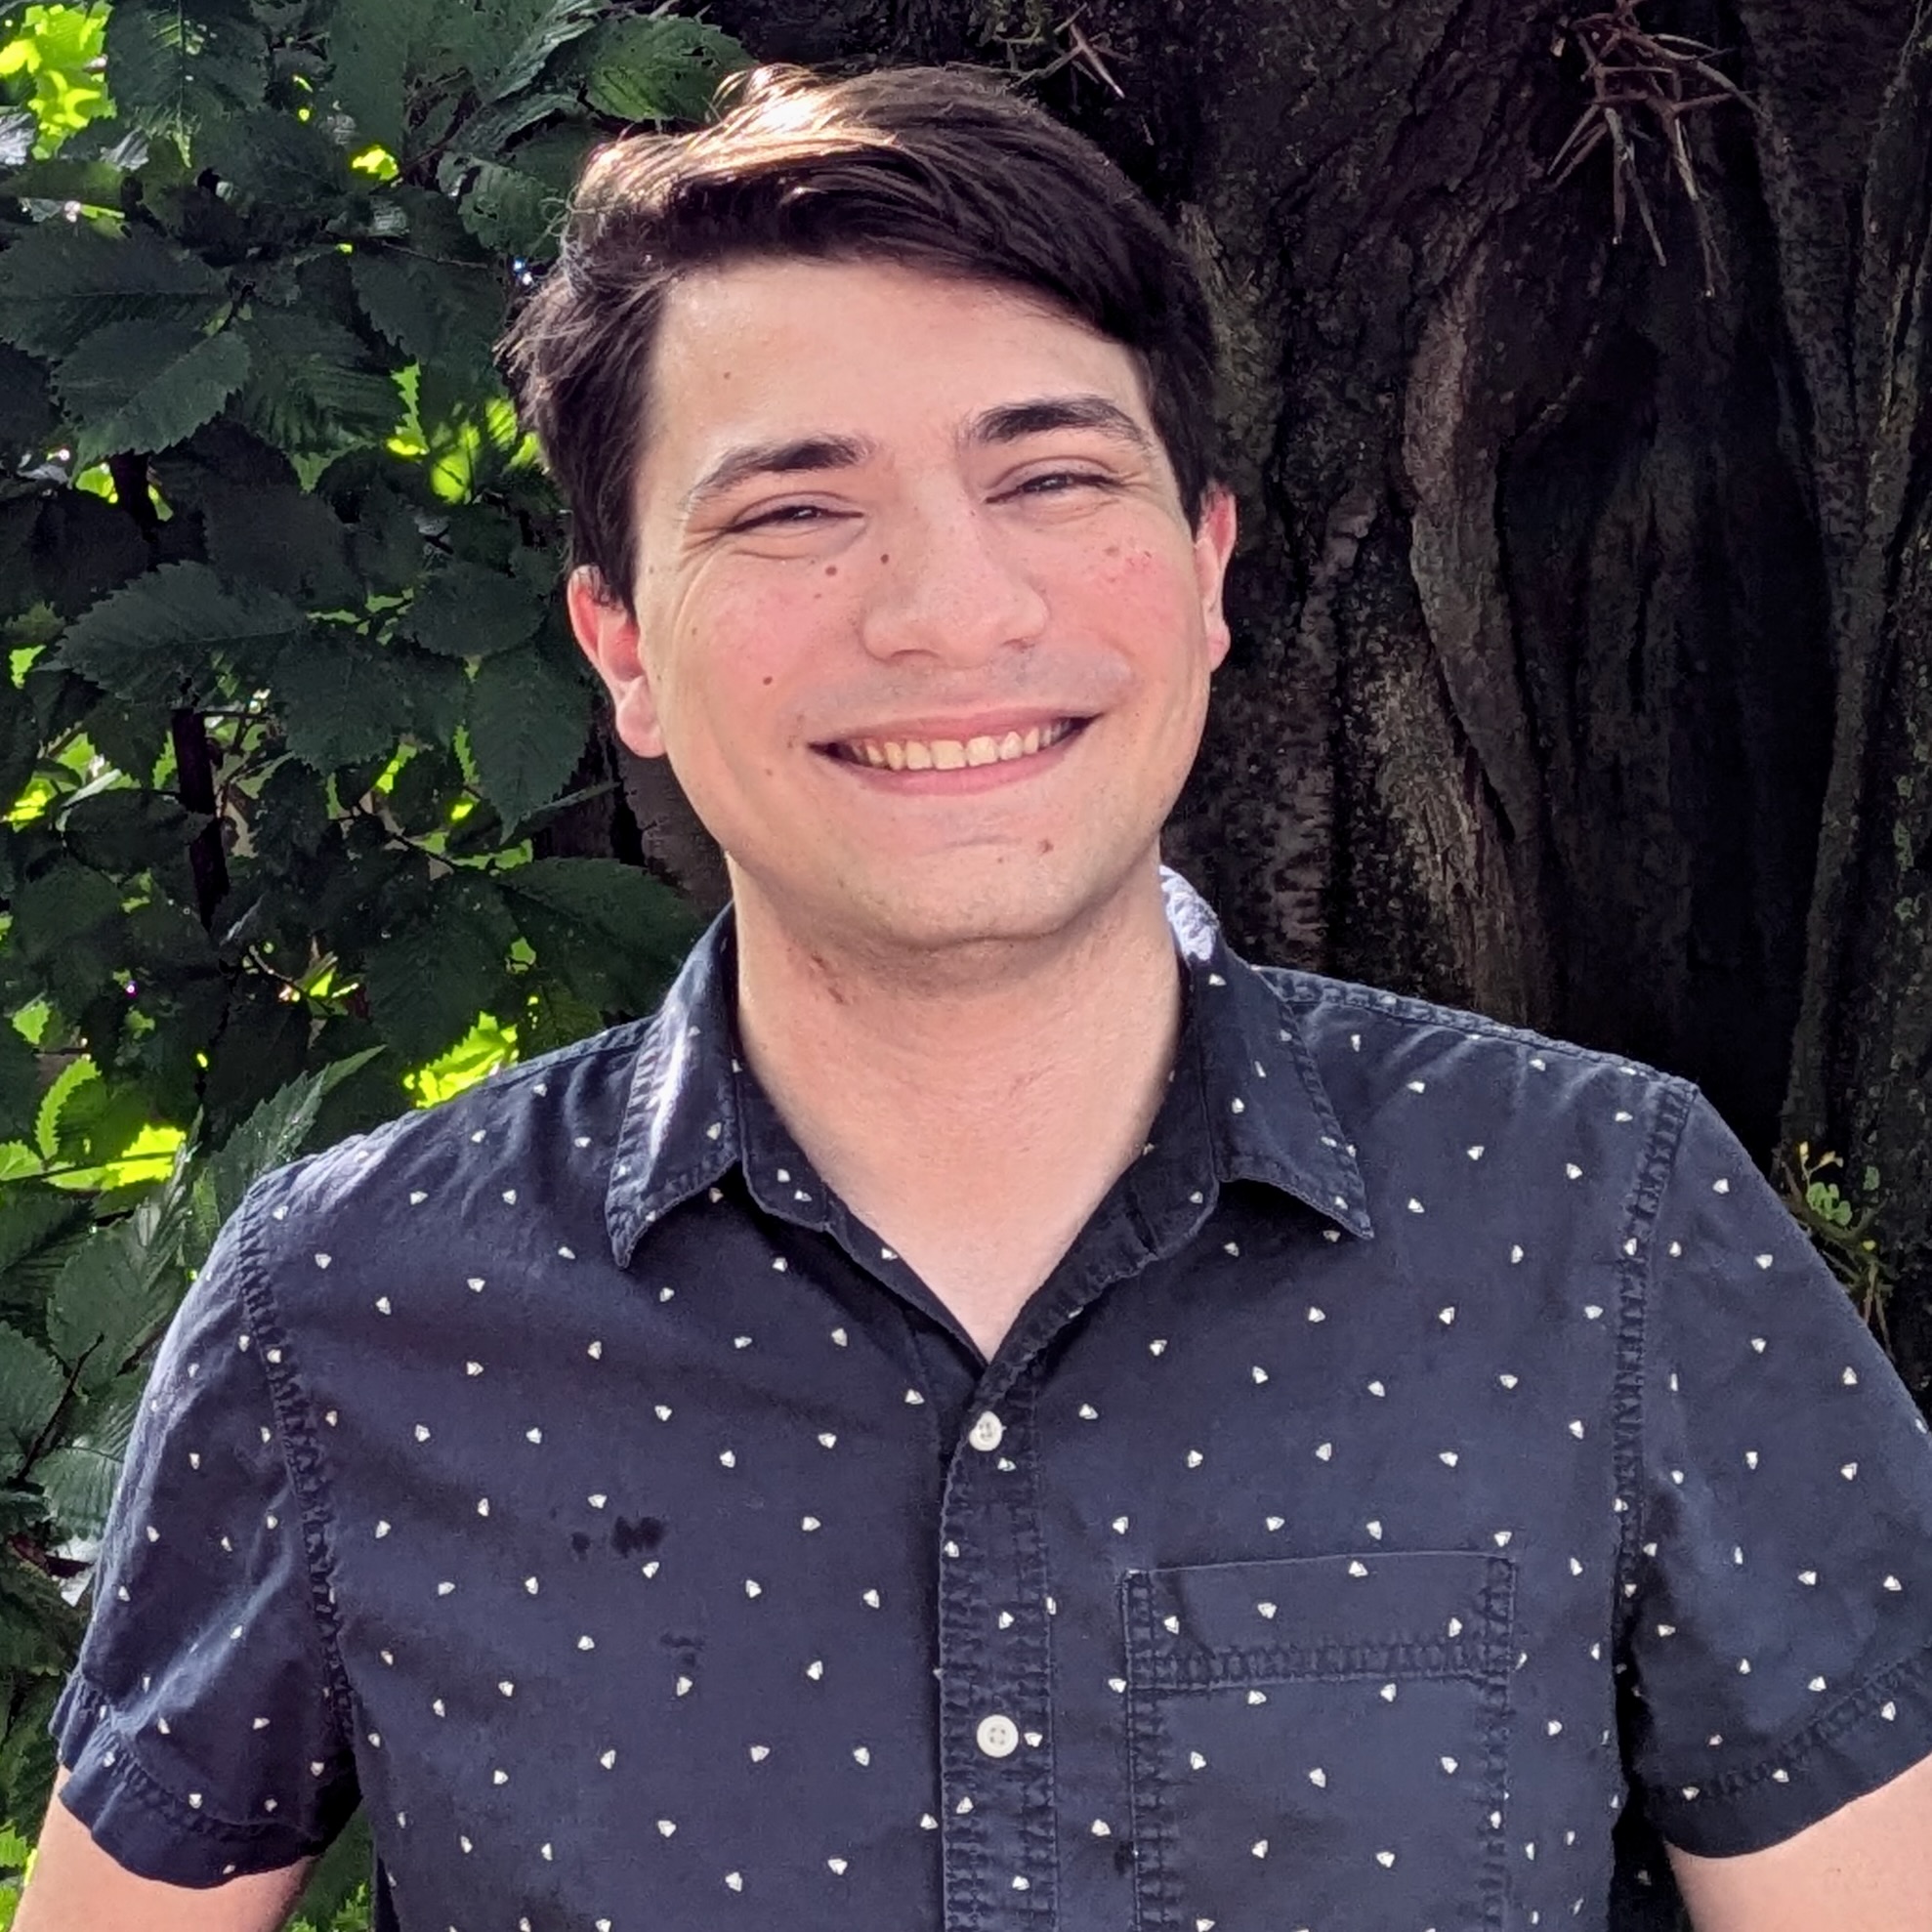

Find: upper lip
<box><xmin>813</xmin><ymin>711</ymin><xmax>1089</xmax><ymax>747</ymax></box>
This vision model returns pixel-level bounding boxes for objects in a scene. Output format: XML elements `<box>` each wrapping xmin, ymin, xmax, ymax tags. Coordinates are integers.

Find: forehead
<box><xmin>641</xmin><ymin>257</ymin><xmax>1152</xmax><ymax>464</ymax></box>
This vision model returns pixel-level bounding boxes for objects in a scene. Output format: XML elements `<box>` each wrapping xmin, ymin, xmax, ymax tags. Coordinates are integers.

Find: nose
<box><xmin>857</xmin><ymin>493</ymin><xmax>1050</xmax><ymax>667</ymax></box>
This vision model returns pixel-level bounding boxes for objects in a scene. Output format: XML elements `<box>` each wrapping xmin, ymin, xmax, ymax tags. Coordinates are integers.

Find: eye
<box><xmin>731</xmin><ymin>503</ymin><xmax>837</xmax><ymax>532</ymax></box>
<box><xmin>1011</xmin><ymin>470</ymin><xmax>1115</xmax><ymax>499</ymax></box>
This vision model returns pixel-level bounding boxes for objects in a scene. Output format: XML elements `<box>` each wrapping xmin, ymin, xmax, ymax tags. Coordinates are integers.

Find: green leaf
<box><xmin>362</xmin><ymin>874</ymin><xmax>513</xmax><ymax>1063</ymax></box>
<box><xmin>32</xmin><ymin>1441</ymin><xmax>121</xmax><ymax>1540</ymax></box>
<box><xmin>500</xmin><ymin>857</ymin><xmax>694</xmax><ymax>1014</ymax></box>
<box><xmin>479</xmin><ymin>0</ymin><xmax>604</xmax><ymax>103</ymax></box>
<box><xmin>465</xmin><ymin>642</ymin><xmax>588</xmax><ymax>828</ymax></box>
<box><xmin>269</xmin><ymin>631</ymin><xmax>413</xmax><ymax>771</ymax></box>
<box><xmin>323</xmin><ymin>0</ymin><xmax>433</xmax><ymax>152</ymax></box>
<box><xmin>446</xmin><ymin>90</ymin><xmax>577</xmax><ymax>162</ymax></box>
<box><xmin>583</xmin><ymin>15</ymin><xmax>749</xmax><ymax>125</ymax></box>
<box><xmin>0</xmin><ymin>1325</ymin><xmax>65</xmax><ymax>1459</ymax></box>
<box><xmin>405</xmin><ymin>558</ymin><xmax>542</xmax><ymax>658</ymax></box>
<box><xmin>0</xmin><ymin>1190</ymin><xmax>87</xmax><ymax>1286</ymax></box>
<box><xmin>350</xmin><ymin>249</ymin><xmax>502</xmax><ymax>378</ymax></box>
<box><xmin>458</xmin><ymin>159</ymin><xmax>557</xmax><ymax>258</ymax></box>
<box><xmin>0</xmin><ymin>344</ymin><xmax>57</xmax><ymax>457</ymax></box>
<box><xmin>5</xmin><ymin>864</ymin><xmax>122</xmax><ymax>966</ymax></box>
<box><xmin>104</xmin><ymin>0</ymin><xmax>269</xmax><ymax>156</ymax></box>
<box><xmin>54</xmin><ymin>320</ymin><xmax>251</xmax><ymax>467</ymax></box>
<box><xmin>0</xmin><ymin>220</ymin><xmax>228</xmax><ymax>360</ymax></box>
<box><xmin>0</xmin><ymin>1026</ymin><xmax>36</xmax><ymax>1148</ymax></box>
<box><xmin>27</xmin><ymin>489</ymin><xmax>149</xmax><ymax>620</ymax></box>
<box><xmin>190</xmin><ymin>1049</ymin><xmax>383</xmax><ymax>1260</ymax></box>
<box><xmin>46</xmin><ymin>1230</ymin><xmax>177</xmax><ymax>1394</ymax></box>
<box><xmin>201</xmin><ymin>483</ymin><xmax>361</xmax><ymax>608</ymax></box>
<box><xmin>230</xmin><ymin>309</ymin><xmax>402</xmax><ymax>456</ymax></box>
<box><xmin>59</xmin><ymin>563</ymin><xmax>307</xmax><ymax>706</ymax></box>
<box><xmin>198</xmin><ymin>106</ymin><xmax>353</xmax><ymax>210</ymax></box>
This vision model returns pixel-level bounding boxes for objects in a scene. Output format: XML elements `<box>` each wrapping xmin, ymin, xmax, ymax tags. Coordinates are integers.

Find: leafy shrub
<box><xmin>0</xmin><ymin>0</ymin><xmax>748</xmax><ymax>1903</ymax></box>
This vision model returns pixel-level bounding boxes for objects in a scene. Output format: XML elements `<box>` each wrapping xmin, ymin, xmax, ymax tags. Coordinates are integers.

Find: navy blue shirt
<box><xmin>53</xmin><ymin>869</ymin><xmax>1932</xmax><ymax>1930</ymax></box>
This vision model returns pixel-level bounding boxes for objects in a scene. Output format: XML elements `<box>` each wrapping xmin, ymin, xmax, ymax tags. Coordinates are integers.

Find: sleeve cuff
<box><xmin>1643</xmin><ymin>1640</ymin><xmax>1932</xmax><ymax>1857</ymax></box>
<box><xmin>51</xmin><ymin>1673</ymin><xmax>353</xmax><ymax>1886</ymax></box>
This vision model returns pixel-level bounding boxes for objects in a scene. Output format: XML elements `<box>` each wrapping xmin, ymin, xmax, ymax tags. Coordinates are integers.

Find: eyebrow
<box><xmin>679</xmin><ymin>392</ymin><xmax>1156</xmax><ymax>522</ymax></box>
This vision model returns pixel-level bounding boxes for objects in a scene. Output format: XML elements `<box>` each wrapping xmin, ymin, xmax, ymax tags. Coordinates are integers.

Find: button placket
<box><xmin>938</xmin><ymin>1380</ymin><xmax>1055</xmax><ymax>1922</ymax></box>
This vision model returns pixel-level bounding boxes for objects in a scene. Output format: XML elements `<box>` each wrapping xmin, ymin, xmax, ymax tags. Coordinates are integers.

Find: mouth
<box><xmin>815</xmin><ymin>717</ymin><xmax>1091</xmax><ymax>772</ymax></box>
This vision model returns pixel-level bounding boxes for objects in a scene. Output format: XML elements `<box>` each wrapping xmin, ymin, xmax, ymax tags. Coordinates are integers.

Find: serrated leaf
<box><xmin>483</xmin><ymin>0</ymin><xmax>604</xmax><ymax>102</ymax></box>
<box><xmin>324</xmin><ymin>0</ymin><xmax>433</xmax><ymax>152</ymax></box>
<box><xmin>54</xmin><ymin>320</ymin><xmax>251</xmax><ymax>468</ymax></box>
<box><xmin>0</xmin><ymin>1560</ymin><xmax>83</xmax><ymax>1682</ymax></box>
<box><xmin>202</xmin><ymin>483</ymin><xmax>361</xmax><ymax>608</ymax></box>
<box><xmin>447</xmin><ymin>90</ymin><xmax>577</xmax><ymax>162</ymax></box>
<box><xmin>0</xmin><ymin>1190</ymin><xmax>87</xmax><ymax>1285</ymax></box>
<box><xmin>458</xmin><ymin>159</ymin><xmax>558</xmax><ymax>258</ymax></box>
<box><xmin>465</xmin><ymin>642</ymin><xmax>589</xmax><ymax>828</ymax></box>
<box><xmin>47</xmin><ymin>1231</ymin><xmax>177</xmax><ymax>1394</ymax></box>
<box><xmin>27</xmin><ymin>489</ymin><xmax>150</xmax><ymax>620</ymax></box>
<box><xmin>0</xmin><ymin>1024</ymin><xmax>38</xmax><ymax>1146</ymax></box>
<box><xmin>268</xmin><ymin>631</ymin><xmax>413</xmax><ymax>772</ymax></box>
<box><xmin>190</xmin><ymin>1049</ymin><xmax>383</xmax><ymax>1260</ymax></box>
<box><xmin>0</xmin><ymin>221</ymin><xmax>228</xmax><ymax>360</ymax></box>
<box><xmin>198</xmin><ymin>106</ymin><xmax>353</xmax><ymax>209</ymax></box>
<box><xmin>32</xmin><ymin>1442</ymin><xmax>121</xmax><ymax>1540</ymax></box>
<box><xmin>351</xmin><ymin>250</ymin><xmax>502</xmax><ymax>377</ymax></box>
<box><xmin>583</xmin><ymin>16</ymin><xmax>748</xmax><ymax>125</ymax></box>
<box><xmin>6</xmin><ymin>865</ymin><xmax>122</xmax><ymax>965</ymax></box>
<box><xmin>501</xmin><ymin>856</ymin><xmax>695</xmax><ymax>1014</ymax></box>
<box><xmin>59</xmin><ymin>563</ymin><xmax>306</xmax><ymax>706</ymax></box>
<box><xmin>0</xmin><ymin>344</ymin><xmax>57</xmax><ymax>456</ymax></box>
<box><xmin>362</xmin><ymin>875</ymin><xmax>512</xmax><ymax>1062</ymax></box>
<box><xmin>104</xmin><ymin>0</ymin><xmax>269</xmax><ymax>157</ymax></box>
<box><xmin>230</xmin><ymin>309</ymin><xmax>401</xmax><ymax>456</ymax></box>
<box><xmin>0</xmin><ymin>1325</ymin><xmax>66</xmax><ymax>1458</ymax></box>
<box><xmin>405</xmin><ymin>558</ymin><xmax>542</xmax><ymax>658</ymax></box>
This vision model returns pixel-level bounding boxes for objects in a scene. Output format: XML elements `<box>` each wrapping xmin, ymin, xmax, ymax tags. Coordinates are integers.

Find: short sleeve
<box><xmin>1621</xmin><ymin>1087</ymin><xmax>1932</xmax><ymax>1855</ymax></box>
<box><xmin>51</xmin><ymin>1186</ymin><xmax>357</xmax><ymax>1885</ymax></box>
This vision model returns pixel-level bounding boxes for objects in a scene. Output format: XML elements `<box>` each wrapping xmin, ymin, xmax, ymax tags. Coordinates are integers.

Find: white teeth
<box><xmin>838</xmin><ymin>720</ymin><xmax>1076</xmax><ymax>769</ymax></box>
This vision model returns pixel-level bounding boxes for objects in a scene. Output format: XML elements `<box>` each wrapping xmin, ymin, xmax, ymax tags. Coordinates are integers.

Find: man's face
<box><xmin>569</xmin><ymin>256</ymin><xmax>1237</xmax><ymax>962</ymax></box>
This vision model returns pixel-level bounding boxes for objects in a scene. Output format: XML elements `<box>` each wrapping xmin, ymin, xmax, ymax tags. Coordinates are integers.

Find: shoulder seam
<box><xmin>231</xmin><ymin>1180</ymin><xmax>359</xmax><ymax>1757</ymax></box>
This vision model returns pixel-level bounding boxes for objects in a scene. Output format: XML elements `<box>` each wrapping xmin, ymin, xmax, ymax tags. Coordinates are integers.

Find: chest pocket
<box><xmin>1122</xmin><ymin>1550</ymin><xmax>1514</xmax><ymax>1932</ymax></box>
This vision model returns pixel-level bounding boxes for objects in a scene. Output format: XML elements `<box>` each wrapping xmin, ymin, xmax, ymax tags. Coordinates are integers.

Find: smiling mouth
<box><xmin>819</xmin><ymin>718</ymin><xmax>1089</xmax><ymax>771</ymax></box>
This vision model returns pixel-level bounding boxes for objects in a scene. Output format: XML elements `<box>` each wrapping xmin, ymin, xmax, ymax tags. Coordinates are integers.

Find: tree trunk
<box><xmin>642</xmin><ymin>0</ymin><xmax>1931</xmax><ymax>1390</ymax></box>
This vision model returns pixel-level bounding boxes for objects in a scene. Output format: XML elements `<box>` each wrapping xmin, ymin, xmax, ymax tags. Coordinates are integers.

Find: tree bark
<box><xmin>649</xmin><ymin>0</ymin><xmax>1930</xmax><ymax>1388</ymax></box>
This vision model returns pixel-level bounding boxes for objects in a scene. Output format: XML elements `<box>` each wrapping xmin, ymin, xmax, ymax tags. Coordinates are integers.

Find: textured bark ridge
<box><xmin>631</xmin><ymin>0</ymin><xmax>1930</xmax><ymax>1373</ymax></box>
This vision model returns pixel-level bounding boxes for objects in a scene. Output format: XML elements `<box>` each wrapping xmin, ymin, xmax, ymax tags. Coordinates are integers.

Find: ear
<box><xmin>567</xmin><ymin>565</ymin><xmax>667</xmax><ymax>759</ymax></box>
<box><xmin>1193</xmin><ymin>484</ymin><xmax>1239</xmax><ymax>673</ymax></box>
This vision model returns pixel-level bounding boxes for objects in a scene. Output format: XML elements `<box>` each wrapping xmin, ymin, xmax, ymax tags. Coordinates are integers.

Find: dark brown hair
<box><xmin>499</xmin><ymin>62</ymin><xmax>1226</xmax><ymax>607</ymax></box>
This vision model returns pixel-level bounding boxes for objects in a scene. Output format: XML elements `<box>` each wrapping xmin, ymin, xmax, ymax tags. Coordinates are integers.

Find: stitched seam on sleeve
<box><xmin>61</xmin><ymin>1669</ymin><xmax>322</xmax><ymax>1847</ymax></box>
<box><xmin>1612</xmin><ymin>1075</ymin><xmax>1695</xmax><ymax>1644</ymax></box>
<box><xmin>231</xmin><ymin>1176</ymin><xmax>357</xmax><ymax>1758</ymax></box>
<box><xmin>1640</xmin><ymin>1636</ymin><xmax>1932</xmax><ymax>1807</ymax></box>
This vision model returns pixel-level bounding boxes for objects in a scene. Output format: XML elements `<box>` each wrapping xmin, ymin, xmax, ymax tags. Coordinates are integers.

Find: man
<box><xmin>20</xmin><ymin>61</ymin><xmax>1932</xmax><ymax>1932</ymax></box>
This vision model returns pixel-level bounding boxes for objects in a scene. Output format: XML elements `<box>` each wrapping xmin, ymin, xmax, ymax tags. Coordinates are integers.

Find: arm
<box><xmin>14</xmin><ymin>1771</ymin><xmax>313</xmax><ymax>1932</ymax></box>
<box><xmin>1669</xmin><ymin>1743</ymin><xmax>1932</xmax><ymax>1931</ymax></box>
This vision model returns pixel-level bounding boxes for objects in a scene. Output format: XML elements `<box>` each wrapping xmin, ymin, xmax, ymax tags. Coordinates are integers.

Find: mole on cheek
<box><xmin>1038</xmin><ymin>839</ymin><xmax>1054</xmax><ymax>856</ymax></box>
<box><xmin>825</xmin><ymin>565</ymin><xmax>838</xmax><ymax>577</ymax></box>
<box><xmin>879</xmin><ymin>553</ymin><xmax>890</xmax><ymax>565</ymax></box>
<box><xmin>761</xmin><ymin>676</ymin><xmax>774</xmax><ymax>687</ymax></box>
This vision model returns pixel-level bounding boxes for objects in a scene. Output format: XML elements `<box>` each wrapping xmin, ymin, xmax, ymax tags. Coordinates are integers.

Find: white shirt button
<box><xmin>976</xmin><ymin>1713</ymin><xmax>1020</xmax><ymax>1758</ymax></box>
<box><xmin>968</xmin><ymin>1411</ymin><xmax>1004</xmax><ymax>1452</ymax></box>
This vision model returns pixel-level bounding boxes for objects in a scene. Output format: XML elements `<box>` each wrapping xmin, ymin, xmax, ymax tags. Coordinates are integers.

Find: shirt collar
<box><xmin>605</xmin><ymin>867</ymin><xmax>1372</xmax><ymax>1266</ymax></box>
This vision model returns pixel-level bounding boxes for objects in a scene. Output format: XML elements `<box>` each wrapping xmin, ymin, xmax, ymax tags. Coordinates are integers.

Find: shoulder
<box><xmin>1256</xmin><ymin>962</ymin><xmax>1699</xmax><ymax>1177</ymax></box>
<box><xmin>242</xmin><ymin>1017</ymin><xmax>653</xmax><ymax>1261</ymax></box>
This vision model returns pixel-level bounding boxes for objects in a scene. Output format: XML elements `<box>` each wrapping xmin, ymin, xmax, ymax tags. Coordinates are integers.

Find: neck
<box><xmin>729</xmin><ymin>863</ymin><xmax>1185</xmax><ymax>1296</ymax></box>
